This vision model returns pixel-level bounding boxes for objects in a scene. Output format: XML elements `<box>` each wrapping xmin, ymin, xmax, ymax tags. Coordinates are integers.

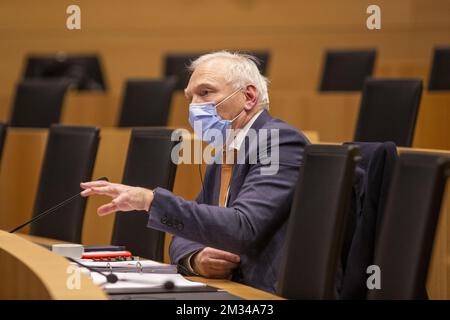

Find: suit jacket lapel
<box><xmin>227</xmin><ymin>110</ymin><xmax>273</xmax><ymax>204</ymax></box>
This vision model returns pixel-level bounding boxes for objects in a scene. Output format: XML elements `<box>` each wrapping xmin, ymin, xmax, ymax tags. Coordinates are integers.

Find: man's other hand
<box><xmin>192</xmin><ymin>247</ymin><xmax>240</xmax><ymax>278</ymax></box>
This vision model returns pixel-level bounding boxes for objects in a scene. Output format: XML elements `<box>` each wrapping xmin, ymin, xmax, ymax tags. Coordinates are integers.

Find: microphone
<box><xmin>164</xmin><ymin>280</ymin><xmax>175</xmax><ymax>290</ymax></box>
<box><xmin>9</xmin><ymin>177</ymin><xmax>109</xmax><ymax>234</ymax></box>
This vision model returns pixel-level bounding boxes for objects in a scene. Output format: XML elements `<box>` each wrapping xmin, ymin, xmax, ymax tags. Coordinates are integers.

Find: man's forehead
<box><xmin>193</xmin><ymin>60</ymin><xmax>228</xmax><ymax>81</ymax></box>
<box><xmin>185</xmin><ymin>60</ymin><xmax>229</xmax><ymax>93</ymax></box>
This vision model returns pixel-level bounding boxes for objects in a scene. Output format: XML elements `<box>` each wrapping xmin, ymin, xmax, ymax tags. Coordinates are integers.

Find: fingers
<box><xmin>207</xmin><ymin>257</ymin><xmax>239</xmax><ymax>270</ymax></box>
<box><xmin>195</xmin><ymin>257</ymin><xmax>237</xmax><ymax>278</ymax></box>
<box><xmin>80</xmin><ymin>189</ymin><xmax>94</xmax><ymax>197</ymax></box>
<box><xmin>80</xmin><ymin>180</ymin><xmax>110</xmax><ymax>189</ymax></box>
<box><xmin>206</xmin><ymin>248</ymin><xmax>240</xmax><ymax>263</ymax></box>
<box><xmin>80</xmin><ymin>181</ymin><xmax>146</xmax><ymax>216</ymax></box>
<box><xmin>96</xmin><ymin>192</ymin><xmax>134</xmax><ymax>216</ymax></box>
<box><xmin>97</xmin><ymin>202</ymin><xmax>117</xmax><ymax>216</ymax></box>
<box><xmin>80</xmin><ymin>186</ymin><xmax>119</xmax><ymax>197</ymax></box>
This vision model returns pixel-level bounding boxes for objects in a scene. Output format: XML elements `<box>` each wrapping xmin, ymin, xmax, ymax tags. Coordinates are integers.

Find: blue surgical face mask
<box><xmin>189</xmin><ymin>88</ymin><xmax>244</xmax><ymax>146</ymax></box>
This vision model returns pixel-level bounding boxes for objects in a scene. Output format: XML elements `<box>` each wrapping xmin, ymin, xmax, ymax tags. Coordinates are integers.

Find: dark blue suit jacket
<box><xmin>338</xmin><ymin>142</ymin><xmax>398</xmax><ymax>299</ymax></box>
<box><xmin>147</xmin><ymin>110</ymin><xmax>309</xmax><ymax>293</ymax></box>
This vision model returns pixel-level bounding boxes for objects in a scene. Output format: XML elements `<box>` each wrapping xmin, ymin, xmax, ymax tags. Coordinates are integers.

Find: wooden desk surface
<box><xmin>186</xmin><ymin>277</ymin><xmax>283</xmax><ymax>300</ymax></box>
<box><xmin>17</xmin><ymin>233</ymin><xmax>283</xmax><ymax>300</ymax></box>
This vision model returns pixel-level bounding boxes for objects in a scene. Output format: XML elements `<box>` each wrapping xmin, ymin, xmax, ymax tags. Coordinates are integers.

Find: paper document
<box><xmin>90</xmin><ymin>272</ymin><xmax>206</xmax><ymax>294</ymax></box>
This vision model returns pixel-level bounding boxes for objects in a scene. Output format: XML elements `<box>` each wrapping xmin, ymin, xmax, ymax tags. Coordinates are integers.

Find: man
<box><xmin>81</xmin><ymin>51</ymin><xmax>309</xmax><ymax>293</ymax></box>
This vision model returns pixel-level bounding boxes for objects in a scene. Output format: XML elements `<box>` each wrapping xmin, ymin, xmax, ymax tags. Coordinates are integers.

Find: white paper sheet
<box><xmin>90</xmin><ymin>272</ymin><xmax>206</xmax><ymax>293</ymax></box>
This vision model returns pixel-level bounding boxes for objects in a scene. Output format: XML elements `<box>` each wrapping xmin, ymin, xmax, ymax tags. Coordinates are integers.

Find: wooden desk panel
<box><xmin>0</xmin><ymin>230</ymin><xmax>106</xmax><ymax>299</ymax></box>
<box><xmin>0</xmin><ymin>129</ymin><xmax>48</xmax><ymax>234</ymax></box>
<box><xmin>413</xmin><ymin>94</ymin><xmax>450</xmax><ymax>151</ymax></box>
<box><xmin>62</xmin><ymin>92</ymin><xmax>120</xmax><ymax>127</ymax></box>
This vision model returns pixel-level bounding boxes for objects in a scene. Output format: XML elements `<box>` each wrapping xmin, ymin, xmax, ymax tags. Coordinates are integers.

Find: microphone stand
<box><xmin>9</xmin><ymin>177</ymin><xmax>109</xmax><ymax>234</ymax></box>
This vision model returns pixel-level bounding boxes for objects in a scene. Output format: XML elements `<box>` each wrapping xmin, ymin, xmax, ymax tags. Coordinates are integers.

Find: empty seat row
<box><xmin>5</xmin><ymin>76</ymin><xmax>423</xmax><ymax>147</ymax></box>
<box><xmin>7</xmin><ymin>78</ymin><xmax>177</xmax><ymax>128</ymax></box>
<box><xmin>21</xmin><ymin>48</ymin><xmax>450</xmax><ymax>93</ymax></box>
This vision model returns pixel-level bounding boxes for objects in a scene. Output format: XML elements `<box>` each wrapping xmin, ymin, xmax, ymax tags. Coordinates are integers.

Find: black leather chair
<box><xmin>164</xmin><ymin>51</ymin><xmax>270</xmax><ymax>90</ymax></box>
<box><xmin>30</xmin><ymin>125</ymin><xmax>100</xmax><ymax>243</ymax></box>
<box><xmin>368</xmin><ymin>153</ymin><xmax>450</xmax><ymax>299</ymax></box>
<box><xmin>111</xmin><ymin>128</ymin><xmax>180</xmax><ymax>261</ymax></box>
<box><xmin>354</xmin><ymin>78</ymin><xmax>423</xmax><ymax>147</ymax></box>
<box><xmin>277</xmin><ymin>144</ymin><xmax>360</xmax><ymax>299</ymax></box>
<box><xmin>0</xmin><ymin>122</ymin><xmax>6</xmax><ymax>162</ymax></box>
<box><xmin>24</xmin><ymin>54</ymin><xmax>107</xmax><ymax>91</ymax></box>
<box><xmin>319</xmin><ymin>49</ymin><xmax>376</xmax><ymax>91</ymax></box>
<box><xmin>10</xmin><ymin>79</ymin><xmax>70</xmax><ymax>128</ymax></box>
<box><xmin>118</xmin><ymin>78</ymin><xmax>177</xmax><ymax>127</ymax></box>
<box><xmin>428</xmin><ymin>47</ymin><xmax>450</xmax><ymax>91</ymax></box>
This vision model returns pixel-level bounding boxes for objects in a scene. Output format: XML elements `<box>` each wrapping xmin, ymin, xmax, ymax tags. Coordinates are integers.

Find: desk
<box><xmin>16</xmin><ymin>233</ymin><xmax>282</xmax><ymax>300</ymax></box>
<box><xmin>0</xmin><ymin>230</ymin><xmax>106</xmax><ymax>299</ymax></box>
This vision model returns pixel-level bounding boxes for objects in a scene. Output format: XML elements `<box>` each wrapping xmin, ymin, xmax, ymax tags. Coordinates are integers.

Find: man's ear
<box><xmin>244</xmin><ymin>85</ymin><xmax>258</xmax><ymax>110</ymax></box>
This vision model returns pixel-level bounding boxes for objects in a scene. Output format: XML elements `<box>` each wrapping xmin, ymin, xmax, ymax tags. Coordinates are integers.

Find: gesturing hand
<box><xmin>80</xmin><ymin>180</ymin><xmax>154</xmax><ymax>216</ymax></box>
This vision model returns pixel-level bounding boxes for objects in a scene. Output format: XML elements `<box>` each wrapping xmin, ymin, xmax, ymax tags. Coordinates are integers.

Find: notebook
<box><xmin>73</xmin><ymin>259</ymin><xmax>177</xmax><ymax>273</ymax></box>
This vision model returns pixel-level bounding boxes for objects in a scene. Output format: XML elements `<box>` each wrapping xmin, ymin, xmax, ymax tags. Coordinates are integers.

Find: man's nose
<box><xmin>191</xmin><ymin>96</ymin><xmax>206</xmax><ymax>104</ymax></box>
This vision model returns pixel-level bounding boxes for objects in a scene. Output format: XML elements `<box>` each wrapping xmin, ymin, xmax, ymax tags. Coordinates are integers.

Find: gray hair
<box><xmin>188</xmin><ymin>51</ymin><xmax>270</xmax><ymax>109</ymax></box>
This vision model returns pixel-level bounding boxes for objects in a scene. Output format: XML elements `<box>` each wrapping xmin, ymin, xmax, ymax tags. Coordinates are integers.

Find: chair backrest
<box><xmin>277</xmin><ymin>144</ymin><xmax>360</xmax><ymax>299</ymax></box>
<box><xmin>111</xmin><ymin>128</ymin><xmax>180</xmax><ymax>261</ymax></box>
<box><xmin>163</xmin><ymin>51</ymin><xmax>270</xmax><ymax>90</ymax></box>
<box><xmin>24</xmin><ymin>54</ymin><xmax>107</xmax><ymax>91</ymax></box>
<box><xmin>367</xmin><ymin>153</ymin><xmax>450</xmax><ymax>300</ymax></box>
<box><xmin>30</xmin><ymin>125</ymin><xmax>100</xmax><ymax>243</ymax></box>
<box><xmin>354</xmin><ymin>78</ymin><xmax>423</xmax><ymax>147</ymax></box>
<box><xmin>0</xmin><ymin>122</ymin><xmax>6</xmax><ymax>162</ymax></box>
<box><xmin>10</xmin><ymin>79</ymin><xmax>69</xmax><ymax>128</ymax></box>
<box><xmin>319</xmin><ymin>49</ymin><xmax>376</xmax><ymax>92</ymax></box>
<box><xmin>428</xmin><ymin>47</ymin><xmax>450</xmax><ymax>91</ymax></box>
<box><xmin>118</xmin><ymin>78</ymin><xmax>176</xmax><ymax>127</ymax></box>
